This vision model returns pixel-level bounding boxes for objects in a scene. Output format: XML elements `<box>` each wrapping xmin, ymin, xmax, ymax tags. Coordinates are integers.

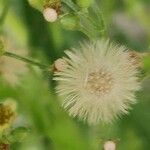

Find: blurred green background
<box><xmin>0</xmin><ymin>0</ymin><xmax>150</xmax><ymax>149</ymax></box>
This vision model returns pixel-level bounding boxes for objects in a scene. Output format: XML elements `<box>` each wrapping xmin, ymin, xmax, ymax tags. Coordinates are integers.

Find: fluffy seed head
<box><xmin>54</xmin><ymin>40</ymin><xmax>140</xmax><ymax>125</ymax></box>
<box><xmin>43</xmin><ymin>8</ymin><xmax>58</xmax><ymax>22</ymax></box>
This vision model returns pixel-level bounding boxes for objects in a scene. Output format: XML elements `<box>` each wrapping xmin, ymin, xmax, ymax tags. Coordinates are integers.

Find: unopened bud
<box><xmin>103</xmin><ymin>141</ymin><xmax>116</xmax><ymax>150</ymax></box>
<box><xmin>43</xmin><ymin>8</ymin><xmax>58</xmax><ymax>22</ymax></box>
<box><xmin>54</xmin><ymin>58</ymin><xmax>67</xmax><ymax>72</ymax></box>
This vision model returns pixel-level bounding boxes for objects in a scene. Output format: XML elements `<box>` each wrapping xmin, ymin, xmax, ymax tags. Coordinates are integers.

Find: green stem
<box><xmin>4</xmin><ymin>52</ymin><xmax>49</xmax><ymax>70</ymax></box>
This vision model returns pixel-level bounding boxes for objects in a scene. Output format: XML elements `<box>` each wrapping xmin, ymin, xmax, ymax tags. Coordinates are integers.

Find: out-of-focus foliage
<box><xmin>0</xmin><ymin>0</ymin><xmax>150</xmax><ymax>150</ymax></box>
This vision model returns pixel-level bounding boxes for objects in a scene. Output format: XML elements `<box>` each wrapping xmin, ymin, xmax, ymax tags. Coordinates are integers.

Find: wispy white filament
<box><xmin>104</xmin><ymin>141</ymin><xmax>116</xmax><ymax>150</ymax></box>
<box><xmin>54</xmin><ymin>39</ymin><xmax>140</xmax><ymax>125</ymax></box>
<box><xmin>43</xmin><ymin>8</ymin><xmax>58</xmax><ymax>22</ymax></box>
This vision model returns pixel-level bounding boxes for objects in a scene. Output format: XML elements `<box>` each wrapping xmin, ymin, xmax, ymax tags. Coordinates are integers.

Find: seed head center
<box><xmin>86</xmin><ymin>70</ymin><xmax>113</xmax><ymax>95</ymax></box>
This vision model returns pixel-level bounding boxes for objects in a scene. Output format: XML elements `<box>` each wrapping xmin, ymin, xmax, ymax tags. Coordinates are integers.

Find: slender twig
<box><xmin>4</xmin><ymin>52</ymin><xmax>49</xmax><ymax>70</ymax></box>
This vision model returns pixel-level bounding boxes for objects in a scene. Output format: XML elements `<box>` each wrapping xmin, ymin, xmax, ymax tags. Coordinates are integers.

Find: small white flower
<box><xmin>54</xmin><ymin>39</ymin><xmax>140</xmax><ymax>125</ymax></box>
<box><xmin>43</xmin><ymin>8</ymin><xmax>58</xmax><ymax>22</ymax></box>
<box><xmin>103</xmin><ymin>141</ymin><xmax>116</xmax><ymax>150</ymax></box>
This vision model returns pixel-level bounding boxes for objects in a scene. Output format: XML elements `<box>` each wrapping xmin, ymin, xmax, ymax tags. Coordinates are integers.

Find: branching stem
<box><xmin>4</xmin><ymin>52</ymin><xmax>49</xmax><ymax>70</ymax></box>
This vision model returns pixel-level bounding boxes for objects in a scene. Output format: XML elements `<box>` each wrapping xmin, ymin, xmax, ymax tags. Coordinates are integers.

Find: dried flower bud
<box><xmin>0</xmin><ymin>99</ymin><xmax>17</xmax><ymax>132</ymax></box>
<box><xmin>43</xmin><ymin>8</ymin><xmax>58</xmax><ymax>22</ymax></box>
<box><xmin>54</xmin><ymin>58</ymin><xmax>68</xmax><ymax>72</ymax></box>
<box><xmin>0</xmin><ymin>143</ymin><xmax>9</xmax><ymax>150</ymax></box>
<box><xmin>128</xmin><ymin>51</ymin><xmax>149</xmax><ymax>68</ymax></box>
<box><xmin>103</xmin><ymin>141</ymin><xmax>116</xmax><ymax>150</ymax></box>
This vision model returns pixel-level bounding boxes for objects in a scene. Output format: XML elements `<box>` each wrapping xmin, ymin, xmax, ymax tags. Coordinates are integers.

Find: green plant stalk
<box><xmin>61</xmin><ymin>0</ymin><xmax>106</xmax><ymax>39</ymax></box>
<box><xmin>4</xmin><ymin>51</ymin><xmax>49</xmax><ymax>70</ymax></box>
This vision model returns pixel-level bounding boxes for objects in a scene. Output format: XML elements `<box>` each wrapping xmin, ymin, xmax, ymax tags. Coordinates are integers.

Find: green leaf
<box><xmin>8</xmin><ymin>127</ymin><xmax>29</xmax><ymax>143</ymax></box>
<box><xmin>77</xmin><ymin>2</ymin><xmax>106</xmax><ymax>39</ymax></box>
<box><xmin>60</xmin><ymin>14</ymin><xmax>79</xmax><ymax>30</ymax></box>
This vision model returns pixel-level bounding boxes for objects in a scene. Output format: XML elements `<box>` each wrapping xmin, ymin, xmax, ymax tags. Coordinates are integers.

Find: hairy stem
<box><xmin>4</xmin><ymin>52</ymin><xmax>49</xmax><ymax>70</ymax></box>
